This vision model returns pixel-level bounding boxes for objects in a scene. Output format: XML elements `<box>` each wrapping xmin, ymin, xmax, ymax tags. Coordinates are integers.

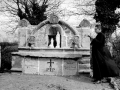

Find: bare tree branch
<box><xmin>0</xmin><ymin>0</ymin><xmax>64</xmax><ymax>34</ymax></box>
<box><xmin>3</xmin><ymin>0</ymin><xmax>17</xmax><ymax>10</ymax></box>
<box><xmin>71</xmin><ymin>0</ymin><xmax>96</xmax><ymax>16</ymax></box>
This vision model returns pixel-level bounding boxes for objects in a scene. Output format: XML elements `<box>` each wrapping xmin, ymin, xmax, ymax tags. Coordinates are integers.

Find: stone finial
<box><xmin>18</xmin><ymin>19</ymin><xmax>30</xmax><ymax>27</ymax></box>
<box><xmin>49</xmin><ymin>13</ymin><xmax>59</xmax><ymax>24</ymax></box>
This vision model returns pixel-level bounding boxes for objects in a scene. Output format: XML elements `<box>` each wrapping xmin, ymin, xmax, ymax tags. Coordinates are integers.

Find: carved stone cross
<box><xmin>47</xmin><ymin>59</ymin><xmax>54</xmax><ymax>72</ymax></box>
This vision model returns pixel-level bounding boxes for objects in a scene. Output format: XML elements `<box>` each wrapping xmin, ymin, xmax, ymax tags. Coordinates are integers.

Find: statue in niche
<box><xmin>48</xmin><ymin>25</ymin><xmax>61</xmax><ymax>48</ymax></box>
<box><xmin>48</xmin><ymin>13</ymin><xmax>59</xmax><ymax>48</ymax></box>
<box><xmin>49</xmin><ymin>38</ymin><xmax>54</xmax><ymax>48</ymax></box>
<box><xmin>56</xmin><ymin>31</ymin><xmax>60</xmax><ymax>48</ymax></box>
<box><xmin>48</xmin><ymin>26</ymin><xmax>57</xmax><ymax>48</ymax></box>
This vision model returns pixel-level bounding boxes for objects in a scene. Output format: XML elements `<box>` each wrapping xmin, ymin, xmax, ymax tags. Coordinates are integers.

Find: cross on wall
<box><xmin>47</xmin><ymin>59</ymin><xmax>54</xmax><ymax>72</ymax></box>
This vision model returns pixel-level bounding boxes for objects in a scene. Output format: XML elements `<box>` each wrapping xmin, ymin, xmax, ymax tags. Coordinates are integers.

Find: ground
<box><xmin>0</xmin><ymin>72</ymin><xmax>114</xmax><ymax>90</ymax></box>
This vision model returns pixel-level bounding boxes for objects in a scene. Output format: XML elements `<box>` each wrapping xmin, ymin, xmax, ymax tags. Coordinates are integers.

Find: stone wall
<box><xmin>18</xmin><ymin>19</ymin><xmax>94</xmax><ymax>49</ymax></box>
<box><xmin>76</xmin><ymin>27</ymin><xmax>94</xmax><ymax>49</ymax></box>
<box><xmin>18</xmin><ymin>24</ymin><xmax>77</xmax><ymax>48</ymax></box>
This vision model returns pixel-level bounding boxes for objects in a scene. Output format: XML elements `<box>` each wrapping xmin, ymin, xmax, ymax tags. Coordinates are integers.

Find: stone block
<box><xmin>12</xmin><ymin>56</ymin><xmax>22</xmax><ymax>71</ymax></box>
<box><xmin>39</xmin><ymin>58</ymin><xmax>62</xmax><ymax>75</ymax></box>
<box><xmin>23</xmin><ymin>57</ymin><xmax>39</xmax><ymax>74</ymax></box>
<box><xmin>78</xmin><ymin>64</ymin><xmax>90</xmax><ymax>69</ymax></box>
<box><xmin>63</xmin><ymin>59</ymin><xmax>78</xmax><ymax>75</ymax></box>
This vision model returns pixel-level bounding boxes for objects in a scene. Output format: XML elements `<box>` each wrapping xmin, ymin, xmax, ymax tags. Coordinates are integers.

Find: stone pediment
<box><xmin>77</xmin><ymin>19</ymin><xmax>91</xmax><ymax>28</ymax></box>
<box><xmin>18</xmin><ymin>19</ymin><xmax>30</xmax><ymax>27</ymax></box>
<box><xmin>49</xmin><ymin>13</ymin><xmax>59</xmax><ymax>24</ymax></box>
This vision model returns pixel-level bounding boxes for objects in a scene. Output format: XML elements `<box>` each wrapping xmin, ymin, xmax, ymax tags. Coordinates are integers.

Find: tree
<box><xmin>2</xmin><ymin>0</ymin><xmax>63</xmax><ymax>25</ymax></box>
<box><xmin>94</xmin><ymin>0</ymin><xmax>120</xmax><ymax>37</ymax></box>
<box><xmin>68</xmin><ymin>0</ymin><xmax>96</xmax><ymax>16</ymax></box>
<box><xmin>73</xmin><ymin>0</ymin><xmax>120</xmax><ymax>40</ymax></box>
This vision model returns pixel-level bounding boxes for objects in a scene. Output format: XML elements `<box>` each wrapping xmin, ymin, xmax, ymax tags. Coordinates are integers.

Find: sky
<box><xmin>59</xmin><ymin>0</ymin><xmax>95</xmax><ymax>26</ymax></box>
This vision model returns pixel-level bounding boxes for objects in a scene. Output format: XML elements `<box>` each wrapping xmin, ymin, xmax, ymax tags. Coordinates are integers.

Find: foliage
<box><xmin>69</xmin><ymin>0</ymin><xmax>96</xmax><ymax>16</ymax></box>
<box><xmin>73</xmin><ymin>0</ymin><xmax>120</xmax><ymax>37</ymax></box>
<box><xmin>112</xmin><ymin>36</ymin><xmax>120</xmax><ymax>68</ymax></box>
<box><xmin>94</xmin><ymin>0</ymin><xmax>120</xmax><ymax>34</ymax></box>
<box><xmin>0</xmin><ymin>42</ymin><xmax>18</xmax><ymax>71</ymax></box>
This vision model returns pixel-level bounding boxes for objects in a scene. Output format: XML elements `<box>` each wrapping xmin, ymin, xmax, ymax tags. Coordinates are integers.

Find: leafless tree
<box><xmin>0</xmin><ymin>0</ymin><xmax>64</xmax><ymax>34</ymax></box>
<box><xmin>66</xmin><ymin>0</ymin><xmax>96</xmax><ymax>16</ymax></box>
<box><xmin>1</xmin><ymin>0</ymin><xmax>64</xmax><ymax>24</ymax></box>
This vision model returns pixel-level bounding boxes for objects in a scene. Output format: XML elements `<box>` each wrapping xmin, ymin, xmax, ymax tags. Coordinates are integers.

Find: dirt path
<box><xmin>0</xmin><ymin>73</ymin><xmax>113</xmax><ymax>90</ymax></box>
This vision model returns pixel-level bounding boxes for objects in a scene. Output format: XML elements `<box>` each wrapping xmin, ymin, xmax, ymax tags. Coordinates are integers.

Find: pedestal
<box><xmin>12</xmin><ymin>49</ymin><xmax>84</xmax><ymax>75</ymax></box>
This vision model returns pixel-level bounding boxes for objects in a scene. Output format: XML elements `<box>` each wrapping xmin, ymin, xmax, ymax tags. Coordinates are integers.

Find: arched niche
<box><xmin>58</xmin><ymin>20</ymin><xmax>78</xmax><ymax>36</ymax></box>
<box><xmin>32</xmin><ymin>13</ymin><xmax>80</xmax><ymax>48</ymax></box>
<box><xmin>33</xmin><ymin>20</ymin><xmax>78</xmax><ymax>36</ymax></box>
<box><xmin>33</xmin><ymin>13</ymin><xmax>78</xmax><ymax>36</ymax></box>
<box><xmin>45</xmin><ymin>24</ymin><xmax>64</xmax><ymax>48</ymax></box>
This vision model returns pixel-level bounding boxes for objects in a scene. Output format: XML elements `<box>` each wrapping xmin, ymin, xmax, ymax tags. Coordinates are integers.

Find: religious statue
<box><xmin>56</xmin><ymin>31</ymin><xmax>60</xmax><ymax>48</ymax></box>
<box><xmin>70</xmin><ymin>36</ymin><xmax>80</xmax><ymax>48</ymax></box>
<box><xmin>49</xmin><ymin>38</ymin><xmax>54</xmax><ymax>48</ymax></box>
<box><xmin>27</xmin><ymin>35</ymin><xmax>35</xmax><ymax>48</ymax></box>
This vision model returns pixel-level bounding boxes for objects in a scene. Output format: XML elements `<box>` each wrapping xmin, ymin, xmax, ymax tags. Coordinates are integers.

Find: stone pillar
<box><xmin>18</xmin><ymin>28</ymin><xmax>27</xmax><ymax>47</ymax></box>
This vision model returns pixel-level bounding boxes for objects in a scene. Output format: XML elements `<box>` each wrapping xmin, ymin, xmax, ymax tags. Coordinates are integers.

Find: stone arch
<box><xmin>33</xmin><ymin>20</ymin><xmax>78</xmax><ymax>36</ymax></box>
<box><xmin>58</xmin><ymin>20</ymin><xmax>78</xmax><ymax>35</ymax></box>
<box><xmin>32</xmin><ymin>17</ymin><xmax>79</xmax><ymax>48</ymax></box>
<box><xmin>33</xmin><ymin>20</ymin><xmax>50</xmax><ymax>34</ymax></box>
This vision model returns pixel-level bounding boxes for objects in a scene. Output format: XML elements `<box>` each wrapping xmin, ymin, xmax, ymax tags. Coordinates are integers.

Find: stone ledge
<box><xmin>78</xmin><ymin>59</ymin><xmax>90</xmax><ymax>64</ymax></box>
<box><xmin>12</xmin><ymin>51</ymin><xmax>82</xmax><ymax>59</ymax></box>
<box><xmin>79</xmin><ymin>64</ymin><xmax>90</xmax><ymax>69</ymax></box>
<box><xmin>18</xmin><ymin>47</ymin><xmax>90</xmax><ymax>51</ymax></box>
<box><xmin>78</xmin><ymin>69</ymin><xmax>91</xmax><ymax>73</ymax></box>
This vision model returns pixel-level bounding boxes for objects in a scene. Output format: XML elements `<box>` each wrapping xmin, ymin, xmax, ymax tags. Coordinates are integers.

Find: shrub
<box><xmin>0</xmin><ymin>42</ymin><xmax>18</xmax><ymax>71</ymax></box>
<box><xmin>112</xmin><ymin>36</ymin><xmax>120</xmax><ymax>68</ymax></box>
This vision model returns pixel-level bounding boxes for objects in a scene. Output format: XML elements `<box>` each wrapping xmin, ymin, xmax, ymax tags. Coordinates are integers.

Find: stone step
<box><xmin>78</xmin><ymin>59</ymin><xmax>90</xmax><ymax>64</ymax></box>
<box><xmin>78</xmin><ymin>64</ymin><xmax>90</xmax><ymax>69</ymax></box>
<box><xmin>11</xmin><ymin>68</ymin><xmax>22</xmax><ymax>71</ymax></box>
<box><xmin>77</xmin><ymin>55</ymin><xmax>91</xmax><ymax>74</ymax></box>
<box><xmin>78</xmin><ymin>56</ymin><xmax>90</xmax><ymax>64</ymax></box>
<box><xmin>79</xmin><ymin>69</ymin><xmax>91</xmax><ymax>73</ymax></box>
<box><xmin>78</xmin><ymin>56</ymin><xmax>91</xmax><ymax>73</ymax></box>
<box><xmin>82</xmin><ymin>57</ymin><xmax>90</xmax><ymax>59</ymax></box>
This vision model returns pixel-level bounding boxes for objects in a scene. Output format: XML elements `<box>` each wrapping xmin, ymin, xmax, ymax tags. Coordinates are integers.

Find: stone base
<box><xmin>12</xmin><ymin>48</ymin><xmax>90</xmax><ymax>75</ymax></box>
<box><xmin>12</xmin><ymin>55</ymin><xmax>78</xmax><ymax>75</ymax></box>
